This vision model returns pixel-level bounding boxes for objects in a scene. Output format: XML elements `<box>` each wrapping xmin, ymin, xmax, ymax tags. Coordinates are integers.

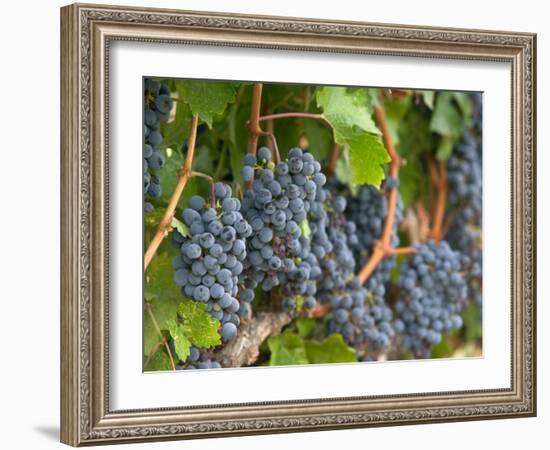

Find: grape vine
<box><xmin>143</xmin><ymin>79</ymin><xmax>173</xmax><ymax>212</ymax></box>
<box><xmin>142</xmin><ymin>81</ymin><xmax>483</xmax><ymax>371</ymax></box>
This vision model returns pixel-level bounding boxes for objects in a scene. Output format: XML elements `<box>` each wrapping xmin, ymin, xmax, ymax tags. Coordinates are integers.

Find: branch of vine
<box><xmin>356</xmin><ymin>101</ymin><xmax>416</xmax><ymax>284</ymax></box>
<box><xmin>327</xmin><ymin>143</ymin><xmax>340</xmax><ymax>176</ymax></box>
<box><xmin>428</xmin><ymin>157</ymin><xmax>447</xmax><ymax>241</ymax></box>
<box><xmin>247</xmin><ymin>83</ymin><xmax>263</xmax><ymax>157</ymax></box>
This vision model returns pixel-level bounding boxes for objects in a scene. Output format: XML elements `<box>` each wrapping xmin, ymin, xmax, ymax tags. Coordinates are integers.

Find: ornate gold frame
<box><xmin>60</xmin><ymin>3</ymin><xmax>536</xmax><ymax>446</ymax></box>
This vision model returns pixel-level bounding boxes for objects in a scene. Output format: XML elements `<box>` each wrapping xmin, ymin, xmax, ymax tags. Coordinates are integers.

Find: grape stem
<box><xmin>255</xmin><ymin>112</ymin><xmax>333</xmax><ymax>152</ymax></box>
<box><xmin>143</xmin><ymin>113</ymin><xmax>199</xmax><ymax>271</ymax></box>
<box><xmin>260</xmin><ymin>130</ymin><xmax>281</xmax><ymax>163</ymax></box>
<box><xmin>387</xmin><ymin>246</ymin><xmax>417</xmax><ymax>256</ymax></box>
<box><xmin>427</xmin><ymin>157</ymin><xmax>447</xmax><ymax>241</ymax></box>
<box><xmin>245</xmin><ymin>85</ymin><xmax>282</xmax><ymax>170</ymax></box>
<box><xmin>257</xmin><ymin>111</ymin><xmax>328</xmax><ymax>126</ymax></box>
<box><xmin>357</xmin><ymin>102</ymin><xmax>415</xmax><ymax>284</ymax></box>
<box><xmin>190</xmin><ymin>171</ymin><xmax>216</xmax><ymax>208</ymax></box>
<box><xmin>145</xmin><ymin>303</ymin><xmax>176</xmax><ymax>371</ymax></box>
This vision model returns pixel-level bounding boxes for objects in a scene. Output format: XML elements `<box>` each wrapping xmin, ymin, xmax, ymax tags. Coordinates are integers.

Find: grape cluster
<box><xmin>345</xmin><ymin>178</ymin><xmax>402</xmax><ymax>269</ymax></box>
<box><xmin>173</xmin><ymin>345</ymin><xmax>223</xmax><ymax>370</ymax></box>
<box><xmin>393</xmin><ymin>240</ymin><xmax>469</xmax><ymax>357</ymax></box>
<box><xmin>143</xmin><ymin>79</ymin><xmax>173</xmax><ymax>212</ymax></box>
<box><xmin>172</xmin><ymin>182</ymin><xmax>253</xmax><ymax>348</ymax></box>
<box><xmin>446</xmin><ymin>132</ymin><xmax>482</xmax><ymax>224</ymax></box>
<box><xmin>445</xmin><ymin>126</ymin><xmax>482</xmax><ymax>304</ymax></box>
<box><xmin>313</xmin><ymin>191</ymin><xmax>394</xmax><ymax>350</ymax></box>
<box><xmin>240</xmin><ymin>147</ymin><xmax>325</xmax><ymax>312</ymax></box>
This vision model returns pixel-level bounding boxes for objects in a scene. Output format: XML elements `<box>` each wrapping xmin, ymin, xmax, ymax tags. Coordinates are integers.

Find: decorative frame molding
<box><xmin>60</xmin><ymin>3</ymin><xmax>536</xmax><ymax>446</ymax></box>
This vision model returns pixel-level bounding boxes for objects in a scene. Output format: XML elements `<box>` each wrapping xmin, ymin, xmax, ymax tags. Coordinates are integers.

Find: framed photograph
<box><xmin>60</xmin><ymin>3</ymin><xmax>536</xmax><ymax>446</ymax></box>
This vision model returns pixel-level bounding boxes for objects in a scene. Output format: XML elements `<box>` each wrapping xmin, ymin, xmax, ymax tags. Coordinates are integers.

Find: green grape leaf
<box><xmin>430</xmin><ymin>92</ymin><xmax>464</xmax><ymax>139</ymax></box>
<box><xmin>267</xmin><ymin>331</ymin><xmax>309</xmax><ymax>366</ymax></box>
<box><xmin>171</xmin><ymin>217</ymin><xmax>190</xmax><ymax>238</ymax></box>
<box><xmin>143</xmin><ymin>313</ymin><xmax>161</xmax><ymax>357</ymax></box>
<box><xmin>144</xmin><ymin>207</ymin><xmax>166</xmax><ymax>228</ymax></box>
<box><xmin>462</xmin><ymin>303</ymin><xmax>482</xmax><ymax>341</ymax></box>
<box><xmin>315</xmin><ymin>86</ymin><xmax>380</xmax><ymax>138</ymax></box>
<box><xmin>397</xmin><ymin>108</ymin><xmax>434</xmax><ymax>157</ymax></box>
<box><xmin>167</xmin><ymin>319</ymin><xmax>192</xmax><ymax>363</ymax></box>
<box><xmin>144</xmin><ymin>347</ymin><xmax>172</xmax><ymax>372</ymax></box>
<box><xmin>226</xmin><ymin>89</ymin><xmax>251</xmax><ymax>185</ymax></box>
<box><xmin>398</xmin><ymin>157</ymin><xmax>430</xmax><ymax>209</ymax></box>
<box><xmin>273</xmin><ymin>118</ymin><xmax>303</xmax><ymax>160</ymax></box>
<box><xmin>160</xmin><ymin>101</ymin><xmax>192</xmax><ymax>149</ymax></box>
<box><xmin>143</xmin><ymin>253</ymin><xmax>183</xmax><ymax>356</ymax></box>
<box><xmin>430</xmin><ymin>335</ymin><xmax>454</xmax><ymax>359</ymax></box>
<box><xmin>304</xmin><ymin>334</ymin><xmax>357</xmax><ymax>364</ymax></box>
<box><xmin>303</xmin><ymin>119</ymin><xmax>332</xmax><ymax>161</ymax></box>
<box><xmin>294</xmin><ymin>295</ymin><xmax>305</xmax><ymax>312</ymax></box>
<box><xmin>295</xmin><ymin>317</ymin><xmax>316</xmax><ymax>339</ymax></box>
<box><xmin>316</xmin><ymin>87</ymin><xmax>389</xmax><ymax>187</ymax></box>
<box><xmin>178</xmin><ymin>301</ymin><xmax>221</xmax><ymax>348</ymax></box>
<box><xmin>158</xmin><ymin>147</ymin><xmax>185</xmax><ymax>207</ymax></box>
<box><xmin>352</xmin><ymin>87</ymin><xmax>379</xmax><ymax>111</ymax></box>
<box><xmin>452</xmin><ymin>92</ymin><xmax>474</xmax><ymax>123</ymax></box>
<box><xmin>144</xmin><ymin>253</ymin><xmax>181</xmax><ymax>304</ymax></box>
<box><xmin>347</xmin><ymin>133</ymin><xmax>391</xmax><ymax>187</ymax></box>
<box><xmin>299</xmin><ymin>219</ymin><xmax>311</xmax><ymax>239</ymax></box>
<box><xmin>436</xmin><ymin>135</ymin><xmax>455</xmax><ymax>161</ymax></box>
<box><xmin>384</xmin><ymin>95</ymin><xmax>412</xmax><ymax>146</ymax></box>
<box><xmin>175</xmin><ymin>80</ymin><xmax>239</xmax><ymax>128</ymax></box>
<box><xmin>144</xmin><ymin>207</ymin><xmax>167</xmax><ymax>244</ymax></box>
<box><xmin>420</xmin><ymin>90</ymin><xmax>435</xmax><ymax>109</ymax></box>
<box><xmin>334</xmin><ymin>145</ymin><xmax>357</xmax><ymax>195</ymax></box>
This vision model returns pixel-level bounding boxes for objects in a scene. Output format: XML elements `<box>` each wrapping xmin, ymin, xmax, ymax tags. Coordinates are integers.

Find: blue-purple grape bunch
<box><xmin>311</xmin><ymin>191</ymin><xmax>394</xmax><ymax>351</ymax></box>
<box><xmin>143</xmin><ymin>79</ymin><xmax>173</xmax><ymax>212</ymax></box>
<box><xmin>393</xmin><ymin>240</ymin><xmax>469</xmax><ymax>357</ymax></box>
<box><xmin>445</xmin><ymin>96</ymin><xmax>482</xmax><ymax>304</ymax></box>
<box><xmin>171</xmin><ymin>182</ymin><xmax>254</xmax><ymax>354</ymax></box>
<box><xmin>240</xmin><ymin>146</ymin><xmax>326</xmax><ymax>312</ymax></box>
<box><xmin>345</xmin><ymin>177</ymin><xmax>403</xmax><ymax>269</ymax></box>
<box><xmin>173</xmin><ymin>345</ymin><xmax>223</xmax><ymax>370</ymax></box>
<box><xmin>169</xmin><ymin>343</ymin><xmax>222</xmax><ymax>370</ymax></box>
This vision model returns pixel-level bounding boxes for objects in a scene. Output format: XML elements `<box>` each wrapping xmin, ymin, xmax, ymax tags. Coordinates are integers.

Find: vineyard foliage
<box><xmin>143</xmin><ymin>79</ymin><xmax>482</xmax><ymax>371</ymax></box>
